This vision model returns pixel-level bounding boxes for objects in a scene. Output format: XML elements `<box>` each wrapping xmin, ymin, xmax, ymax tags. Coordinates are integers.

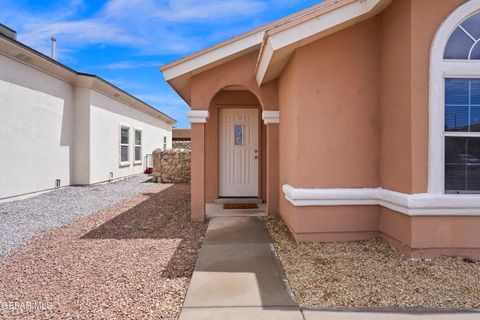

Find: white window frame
<box><xmin>119</xmin><ymin>124</ymin><xmax>130</xmax><ymax>167</ymax></box>
<box><xmin>134</xmin><ymin>128</ymin><xmax>142</xmax><ymax>165</ymax></box>
<box><xmin>429</xmin><ymin>0</ymin><xmax>480</xmax><ymax>194</ymax></box>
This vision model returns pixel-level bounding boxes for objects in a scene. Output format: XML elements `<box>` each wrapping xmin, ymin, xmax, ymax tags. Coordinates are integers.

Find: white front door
<box><xmin>219</xmin><ymin>108</ymin><xmax>259</xmax><ymax>197</ymax></box>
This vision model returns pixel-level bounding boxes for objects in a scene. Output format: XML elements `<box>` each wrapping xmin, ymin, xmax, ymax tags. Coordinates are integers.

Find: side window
<box><xmin>134</xmin><ymin>129</ymin><xmax>142</xmax><ymax>163</ymax></box>
<box><xmin>120</xmin><ymin>126</ymin><xmax>130</xmax><ymax>164</ymax></box>
<box><xmin>444</xmin><ymin>79</ymin><xmax>480</xmax><ymax>193</ymax></box>
<box><xmin>163</xmin><ymin>136</ymin><xmax>167</xmax><ymax>150</ymax></box>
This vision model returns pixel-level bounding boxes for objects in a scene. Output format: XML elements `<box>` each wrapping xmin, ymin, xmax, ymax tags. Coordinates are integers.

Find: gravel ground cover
<box><xmin>265</xmin><ymin>216</ymin><xmax>480</xmax><ymax>309</ymax></box>
<box><xmin>0</xmin><ymin>183</ymin><xmax>207</xmax><ymax>319</ymax></box>
<box><xmin>0</xmin><ymin>174</ymin><xmax>155</xmax><ymax>257</ymax></box>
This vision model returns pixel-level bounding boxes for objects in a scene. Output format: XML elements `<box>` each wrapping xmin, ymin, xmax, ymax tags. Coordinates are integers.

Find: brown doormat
<box><xmin>223</xmin><ymin>203</ymin><xmax>259</xmax><ymax>210</ymax></box>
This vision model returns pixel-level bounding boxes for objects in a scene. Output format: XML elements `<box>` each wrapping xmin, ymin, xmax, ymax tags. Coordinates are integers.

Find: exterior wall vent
<box><xmin>109</xmin><ymin>172</ymin><xmax>114</xmax><ymax>179</ymax></box>
<box><xmin>0</xmin><ymin>23</ymin><xmax>17</xmax><ymax>40</ymax></box>
<box><xmin>55</xmin><ymin>179</ymin><xmax>61</xmax><ymax>187</ymax></box>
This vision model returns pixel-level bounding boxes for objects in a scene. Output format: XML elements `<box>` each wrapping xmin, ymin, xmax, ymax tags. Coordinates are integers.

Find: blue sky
<box><xmin>1</xmin><ymin>0</ymin><xmax>321</xmax><ymax>127</ymax></box>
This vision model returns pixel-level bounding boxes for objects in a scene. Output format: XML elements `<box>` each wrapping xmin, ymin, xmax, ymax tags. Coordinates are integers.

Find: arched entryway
<box><xmin>205</xmin><ymin>87</ymin><xmax>267</xmax><ymax>203</ymax></box>
<box><xmin>186</xmin><ymin>50</ymin><xmax>279</xmax><ymax>221</ymax></box>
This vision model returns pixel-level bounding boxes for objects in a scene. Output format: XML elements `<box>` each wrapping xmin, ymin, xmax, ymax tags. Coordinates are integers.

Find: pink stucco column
<box><xmin>188</xmin><ymin>110</ymin><xmax>209</xmax><ymax>221</ymax></box>
<box><xmin>190</xmin><ymin>123</ymin><xmax>205</xmax><ymax>221</ymax></box>
<box><xmin>264</xmin><ymin>111</ymin><xmax>280</xmax><ymax>216</ymax></box>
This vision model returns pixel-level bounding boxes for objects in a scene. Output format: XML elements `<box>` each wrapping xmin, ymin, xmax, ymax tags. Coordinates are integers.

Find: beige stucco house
<box><xmin>161</xmin><ymin>0</ymin><xmax>480</xmax><ymax>259</ymax></box>
<box><xmin>0</xmin><ymin>24</ymin><xmax>175</xmax><ymax>201</ymax></box>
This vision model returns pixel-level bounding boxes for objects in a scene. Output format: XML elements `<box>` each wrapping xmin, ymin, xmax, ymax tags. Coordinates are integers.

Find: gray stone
<box><xmin>152</xmin><ymin>148</ymin><xmax>191</xmax><ymax>183</ymax></box>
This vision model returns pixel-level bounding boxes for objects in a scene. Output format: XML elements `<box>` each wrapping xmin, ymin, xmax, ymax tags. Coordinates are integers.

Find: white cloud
<box><xmin>152</xmin><ymin>0</ymin><xmax>267</xmax><ymax>22</ymax></box>
<box><xmin>1</xmin><ymin>0</ymin><xmax>272</xmax><ymax>58</ymax></box>
<box><xmin>102</xmin><ymin>0</ymin><xmax>267</xmax><ymax>21</ymax></box>
<box><xmin>99</xmin><ymin>60</ymin><xmax>164</xmax><ymax>70</ymax></box>
<box><xmin>20</xmin><ymin>19</ymin><xmax>140</xmax><ymax>50</ymax></box>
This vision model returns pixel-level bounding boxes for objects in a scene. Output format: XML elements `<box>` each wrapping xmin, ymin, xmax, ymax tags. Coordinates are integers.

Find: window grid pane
<box><xmin>444</xmin><ymin>79</ymin><xmax>480</xmax><ymax>132</ymax></box>
<box><xmin>135</xmin><ymin>146</ymin><xmax>141</xmax><ymax>161</ymax></box>
<box><xmin>445</xmin><ymin>136</ymin><xmax>480</xmax><ymax>193</ymax></box>
<box><xmin>444</xmin><ymin>27</ymin><xmax>474</xmax><ymax>59</ymax></box>
<box><xmin>121</xmin><ymin>127</ymin><xmax>129</xmax><ymax>144</ymax></box>
<box><xmin>444</xmin><ymin>13</ymin><xmax>480</xmax><ymax>60</ymax></box>
<box><xmin>135</xmin><ymin>130</ymin><xmax>142</xmax><ymax>146</ymax></box>
<box><xmin>121</xmin><ymin>145</ymin><xmax>129</xmax><ymax>162</ymax></box>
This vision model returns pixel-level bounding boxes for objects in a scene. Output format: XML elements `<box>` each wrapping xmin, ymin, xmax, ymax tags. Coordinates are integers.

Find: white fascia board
<box><xmin>186</xmin><ymin>110</ymin><xmax>210</xmax><ymax>124</ymax></box>
<box><xmin>283</xmin><ymin>184</ymin><xmax>480</xmax><ymax>216</ymax></box>
<box><xmin>255</xmin><ymin>41</ymin><xmax>274</xmax><ymax>85</ymax></box>
<box><xmin>256</xmin><ymin>0</ymin><xmax>387</xmax><ymax>85</ymax></box>
<box><xmin>162</xmin><ymin>31</ymin><xmax>265</xmax><ymax>81</ymax></box>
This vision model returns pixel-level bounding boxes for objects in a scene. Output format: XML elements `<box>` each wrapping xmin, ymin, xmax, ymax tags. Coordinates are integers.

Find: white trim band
<box><xmin>283</xmin><ymin>184</ymin><xmax>480</xmax><ymax>216</ymax></box>
<box><xmin>186</xmin><ymin>110</ymin><xmax>209</xmax><ymax>124</ymax></box>
<box><xmin>262</xmin><ymin>111</ymin><xmax>280</xmax><ymax>124</ymax></box>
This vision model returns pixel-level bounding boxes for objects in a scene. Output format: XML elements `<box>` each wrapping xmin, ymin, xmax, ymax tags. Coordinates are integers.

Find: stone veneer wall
<box><xmin>152</xmin><ymin>148</ymin><xmax>191</xmax><ymax>183</ymax></box>
<box><xmin>172</xmin><ymin>140</ymin><xmax>191</xmax><ymax>150</ymax></box>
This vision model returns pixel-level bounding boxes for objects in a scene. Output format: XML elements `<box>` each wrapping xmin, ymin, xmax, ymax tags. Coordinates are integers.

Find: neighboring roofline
<box><xmin>172</xmin><ymin>128</ymin><xmax>191</xmax><ymax>140</ymax></box>
<box><xmin>0</xmin><ymin>33</ymin><xmax>176</xmax><ymax>125</ymax></box>
<box><xmin>0</xmin><ymin>23</ymin><xmax>16</xmax><ymax>34</ymax></box>
<box><xmin>160</xmin><ymin>0</ymin><xmax>392</xmax><ymax>104</ymax></box>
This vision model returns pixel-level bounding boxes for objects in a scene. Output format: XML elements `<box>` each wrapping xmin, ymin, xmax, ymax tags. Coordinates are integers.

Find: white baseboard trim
<box><xmin>283</xmin><ymin>184</ymin><xmax>480</xmax><ymax>216</ymax></box>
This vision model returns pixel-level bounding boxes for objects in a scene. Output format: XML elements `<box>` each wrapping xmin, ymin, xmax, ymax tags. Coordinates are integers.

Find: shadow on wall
<box><xmin>0</xmin><ymin>58</ymin><xmax>75</xmax><ymax>148</ymax></box>
<box><xmin>0</xmin><ymin>55</ymin><xmax>75</xmax><ymax>190</ymax></box>
<box><xmin>81</xmin><ymin>183</ymin><xmax>207</xmax><ymax>279</ymax></box>
<box><xmin>91</xmin><ymin>91</ymin><xmax>172</xmax><ymax>131</ymax></box>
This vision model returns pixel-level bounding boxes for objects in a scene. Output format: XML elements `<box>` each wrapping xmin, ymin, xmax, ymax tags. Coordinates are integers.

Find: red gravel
<box><xmin>0</xmin><ymin>183</ymin><xmax>206</xmax><ymax>319</ymax></box>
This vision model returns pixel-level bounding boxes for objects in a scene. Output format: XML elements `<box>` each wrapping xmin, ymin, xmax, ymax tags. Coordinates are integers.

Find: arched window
<box><xmin>430</xmin><ymin>1</ymin><xmax>480</xmax><ymax>195</ymax></box>
<box><xmin>444</xmin><ymin>13</ymin><xmax>480</xmax><ymax>59</ymax></box>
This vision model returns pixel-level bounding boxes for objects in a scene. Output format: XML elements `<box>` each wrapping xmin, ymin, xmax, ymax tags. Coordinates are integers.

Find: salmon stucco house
<box><xmin>161</xmin><ymin>0</ymin><xmax>480</xmax><ymax>259</ymax></box>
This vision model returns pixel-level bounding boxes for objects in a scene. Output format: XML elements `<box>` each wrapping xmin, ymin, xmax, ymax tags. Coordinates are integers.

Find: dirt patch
<box><xmin>0</xmin><ymin>183</ymin><xmax>206</xmax><ymax>319</ymax></box>
<box><xmin>265</xmin><ymin>216</ymin><xmax>480</xmax><ymax>309</ymax></box>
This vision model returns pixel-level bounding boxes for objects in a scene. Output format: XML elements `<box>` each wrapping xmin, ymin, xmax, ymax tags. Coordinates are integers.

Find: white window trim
<box><xmin>429</xmin><ymin>0</ymin><xmax>480</xmax><ymax>194</ymax></box>
<box><xmin>133</xmin><ymin>128</ymin><xmax>142</xmax><ymax>165</ymax></box>
<box><xmin>119</xmin><ymin>124</ymin><xmax>130</xmax><ymax>167</ymax></box>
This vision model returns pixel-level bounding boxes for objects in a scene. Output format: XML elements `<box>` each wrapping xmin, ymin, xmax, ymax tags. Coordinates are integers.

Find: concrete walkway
<box><xmin>180</xmin><ymin>216</ymin><xmax>480</xmax><ymax>320</ymax></box>
<box><xmin>179</xmin><ymin>216</ymin><xmax>303</xmax><ymax>320</ymax></box>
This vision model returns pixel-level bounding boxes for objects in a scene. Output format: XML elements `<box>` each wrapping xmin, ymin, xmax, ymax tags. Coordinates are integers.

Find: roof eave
<box><xmin>255</xmin><ymin>0</ymin><xmax>393</xmax><ymax>85</ymax></box>
<box><xmin>161</xmin><ymin>30</ymin><xmax>264</xmax><ymax>80</ymax></box>
<box><xmin>0</xmin><ymin>35</ymin><xmax>176</xmax><ymax>125</ymax></box>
